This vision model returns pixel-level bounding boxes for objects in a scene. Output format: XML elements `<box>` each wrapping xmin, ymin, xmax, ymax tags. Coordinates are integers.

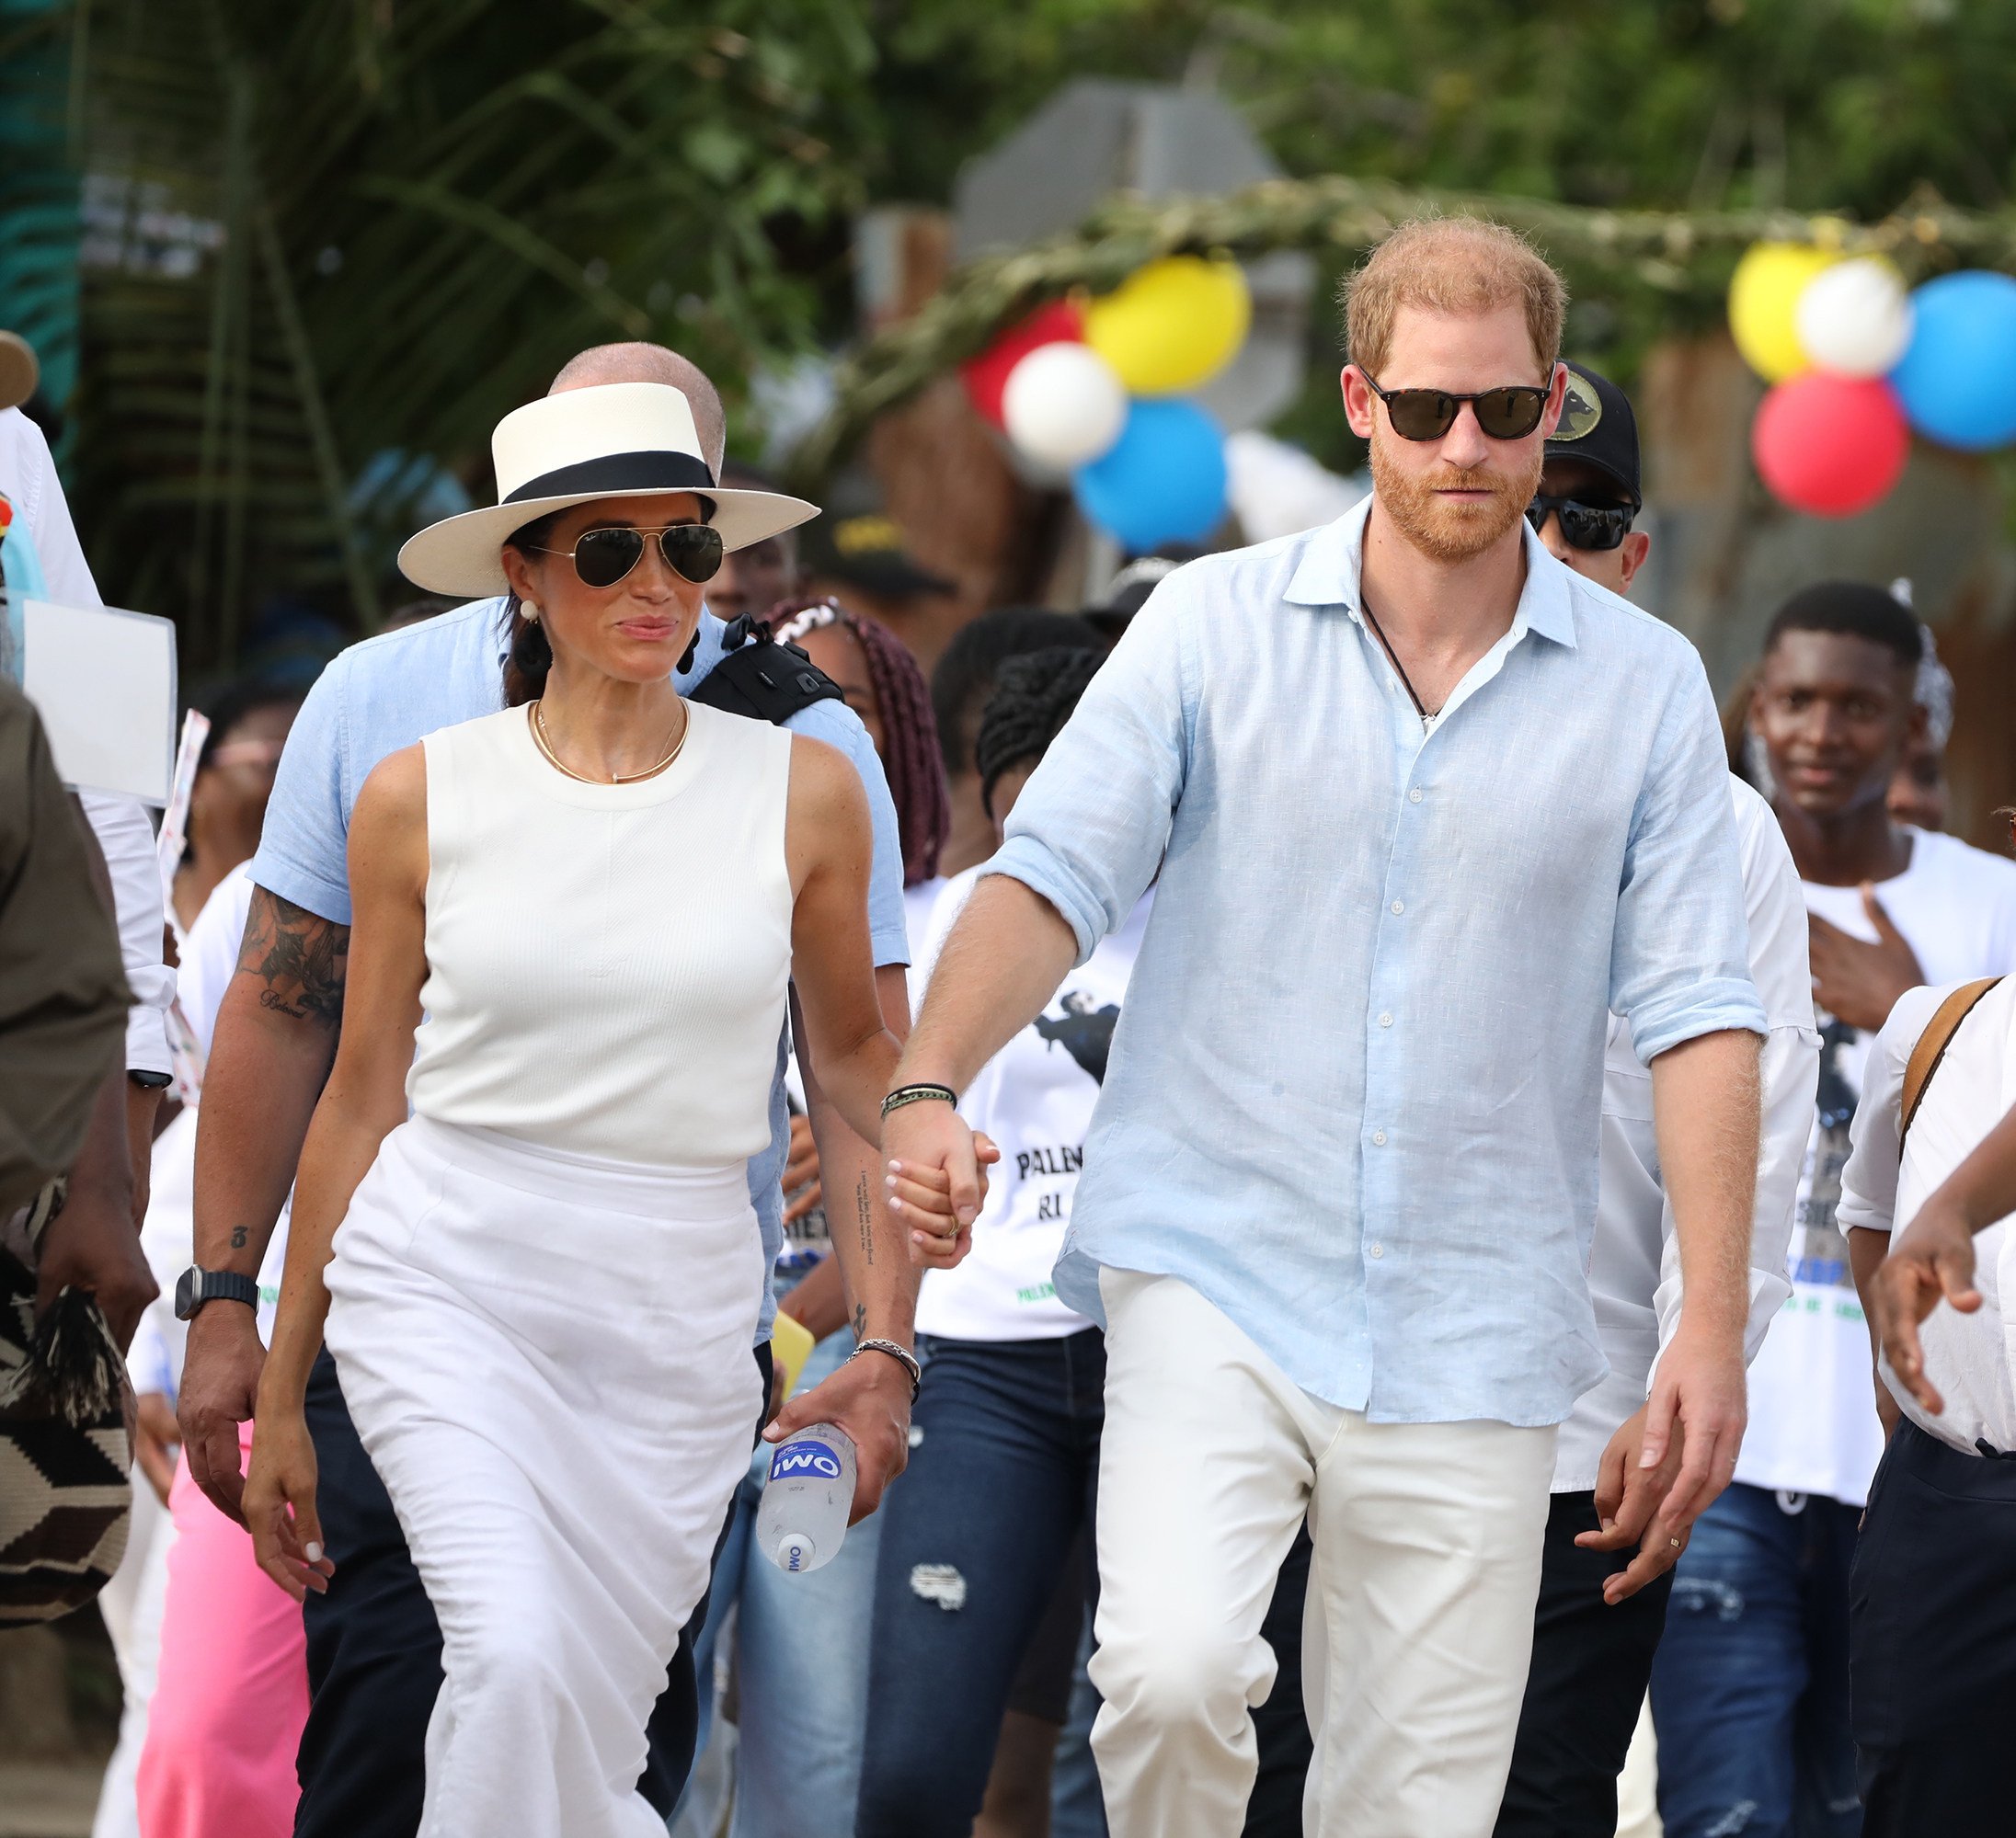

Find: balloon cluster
<box><xmin>1730</xmin><ymin>242</ymin><xmax>2016</xmax><ymax>518</ymax></box>
<box><xmin>961</xmin><ymin>257</ymin><xmax>1251</xmax><ymax>552</ymax></box>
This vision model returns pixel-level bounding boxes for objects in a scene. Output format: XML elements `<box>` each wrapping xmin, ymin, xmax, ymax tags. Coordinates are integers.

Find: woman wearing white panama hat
<box><xmin>242</xmin><ymin>380</ymin><xmax>970</xmax><ymax>1838</ymax></box>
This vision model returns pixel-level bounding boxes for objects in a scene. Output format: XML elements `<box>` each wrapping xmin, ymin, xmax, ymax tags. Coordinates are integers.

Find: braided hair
<box><xmin>773</xmin><ymin>597</ymin><xmax>950</xmax><ymax>886</ymax></box>
<box><xmin>974</xmin><ymin>645</ymin><xmax>1105</xmax><ymax>820</ymax></box>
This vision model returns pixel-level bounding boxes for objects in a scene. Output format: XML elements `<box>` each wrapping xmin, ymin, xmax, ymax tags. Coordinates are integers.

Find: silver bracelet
<box><xmin>850</xmin><ymin>1337</ymin><xmax>922</xmax><ymax>1400</ymax></box>
<box><xmin>881</xmin><ymin>1082</ymin><xmax>957</xmax><ymax>1119</ymax></box>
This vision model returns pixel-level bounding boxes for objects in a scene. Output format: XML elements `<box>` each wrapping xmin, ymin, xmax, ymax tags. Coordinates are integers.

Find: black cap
<box><xmin>799</xmin><ymin>485</ymin><xmax>955</xmax><ymax>600</ymax></box>
<box><xmin>1545</xmin><ymin>361</ymin><xmax>1640</xmax><ymax>506</ymax></box>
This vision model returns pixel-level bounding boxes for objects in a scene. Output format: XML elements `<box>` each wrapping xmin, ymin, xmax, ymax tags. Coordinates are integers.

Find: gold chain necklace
<box><xmin>527</xmin><ymin>700</ymin><xmax>688</xmax><ymax>784</ymax></box>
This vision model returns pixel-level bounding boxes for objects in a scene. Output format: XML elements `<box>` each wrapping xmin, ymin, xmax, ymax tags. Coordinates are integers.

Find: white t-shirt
<box><xmin>1737</xmin><ymin>826</ymin><xmax>2016</xmax><ymax>1505</ymax></box>
<box><xmin>1554</xmin><ymin>779</ymin><xmax>1817</xmax><ymax>1492</ymax></box>
<box><xmin>914</xmin><ymin>868</ymin><xmax>1150</xmax><ymax>1342</ymax></box>
<box><xmin>1839</xmin><ymin>976</ymin><xmax>2016</xmax><ymax>1458</ymax></box>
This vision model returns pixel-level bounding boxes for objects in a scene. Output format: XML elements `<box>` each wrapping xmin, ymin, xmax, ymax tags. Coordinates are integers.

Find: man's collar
<box><xmin>1283</xmin><ymin>492</ymin><xmax>1578</xmax><ymax>651</ymax></box>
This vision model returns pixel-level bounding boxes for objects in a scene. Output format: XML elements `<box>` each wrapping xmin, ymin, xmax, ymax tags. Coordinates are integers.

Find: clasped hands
<box><xmin>882</xmin><ymin>1098</ymin><xmax>996</xmax><ymax>1271</ymax></box>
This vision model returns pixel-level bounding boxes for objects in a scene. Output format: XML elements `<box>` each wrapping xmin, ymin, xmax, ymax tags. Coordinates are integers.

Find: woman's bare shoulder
<box><xmin>352</xmin><ymin>742</ymin><xmax>428</xmax><ymax>834</ymax></box>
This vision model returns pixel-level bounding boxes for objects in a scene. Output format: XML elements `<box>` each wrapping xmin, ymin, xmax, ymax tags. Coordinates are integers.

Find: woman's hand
<box><xmin>886</xmin><ymin>1115</ymin><xmax>998</xmax><ymax>1269</ymax></box>
<box><xmin>244</xmin><ymin>1411</ymin><xmax>336</xmax><ymax>1601</ymax></box>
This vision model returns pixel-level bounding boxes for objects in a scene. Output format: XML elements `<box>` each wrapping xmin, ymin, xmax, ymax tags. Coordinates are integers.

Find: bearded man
<box><xmin>878</xmin><ymin>218</ymin><xmax>1767</xmax><ymax>1838</ymax></box>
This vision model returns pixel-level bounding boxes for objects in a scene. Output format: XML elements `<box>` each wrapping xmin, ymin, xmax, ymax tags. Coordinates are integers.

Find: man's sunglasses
<box><xmin>529</xmin><ymin>522</ymin><xmax>725</xmax><ymax>589</ymax></box>
<box><xmin>1361</xmin><ymin>373</ymin><xmax>1551</xmax><ymax>442</ymax></box>
<box><xmin>1525</xmin><ymin>494</ymin><xmax>1637</xmax><ymax>553</ymax></box>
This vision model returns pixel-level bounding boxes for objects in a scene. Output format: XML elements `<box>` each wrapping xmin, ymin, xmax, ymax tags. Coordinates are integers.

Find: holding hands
<box><xmin>881</xmin><ymin>1089</ymin><xmax>996</xmax><ymax>1269</ymax></box>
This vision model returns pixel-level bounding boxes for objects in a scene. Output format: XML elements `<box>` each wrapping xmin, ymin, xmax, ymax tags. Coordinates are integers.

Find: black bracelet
<box><xmin>881</xmin><ymin>1082</ymin><xmax>957</xmax><ymax>1119</ymax></box>
<box><xmin>849</xmin><ymin>1337</ymin><xmax>922</xmax><ymax>1399</ymax></box>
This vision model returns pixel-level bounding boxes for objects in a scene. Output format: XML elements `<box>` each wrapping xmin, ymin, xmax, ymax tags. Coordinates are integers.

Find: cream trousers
<box><xmin>1088</xmin><ymin>1269</ymin><xmax>1557</xmax><ymax>1838</ymax></box>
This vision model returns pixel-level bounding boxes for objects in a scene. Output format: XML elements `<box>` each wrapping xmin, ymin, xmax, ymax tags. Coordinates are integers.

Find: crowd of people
<box><xmin>5</xmin><ymin>212</ymin><xmax>2016</xmax><ymax>1838</ymax></box>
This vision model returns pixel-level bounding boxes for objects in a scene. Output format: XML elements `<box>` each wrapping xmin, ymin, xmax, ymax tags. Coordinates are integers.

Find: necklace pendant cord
<box><xmin>529</xmin><ymin>700</ymin><xmax>688</xmax><ymax>785</ymax></box>
<box><xmin>1357</xmin><ymin>599</ymin><xmax>1441</xmax><ymax>725</ymax></box>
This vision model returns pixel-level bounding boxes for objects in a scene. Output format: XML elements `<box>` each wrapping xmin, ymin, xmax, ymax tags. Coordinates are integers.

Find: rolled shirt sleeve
<box><xmin>79</xmin><ymin>791</ymin><xmax>174</xmax><ymax>1077</ymax></box>
<box><xmin>988</xmin><ymin>584</ymin><xmax>1192</xmax><ymax>965</ymax></box>
<box><xmin>246</xmin><ymin>650</ymin><xmax>358</xmax><ymax>925</ymax></box>
<box><xmin>1610</xmin><ymin>657</ymin><xmax>1768</xmax><ymax>1062</ymax></box>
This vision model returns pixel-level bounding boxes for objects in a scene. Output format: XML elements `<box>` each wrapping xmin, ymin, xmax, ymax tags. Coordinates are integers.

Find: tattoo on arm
<box><xmin>855</xmin><ymin>1170</ymin><xmax>876</xmax><ymax>1267</ymax></box>
<box><xmin>853</xmin><ymin>1302</ymin><xmax>867</xmax><ymax>1342</ymax></box>
<box><xmin>238</xmin><ymin>889</ymin><xmax>349</xmax><ymax>1029</ymax></box>
<box><xmin>230</xmin><ymin>1226</ymin><xmax>248</xmax><ymax>1249</ymax></box>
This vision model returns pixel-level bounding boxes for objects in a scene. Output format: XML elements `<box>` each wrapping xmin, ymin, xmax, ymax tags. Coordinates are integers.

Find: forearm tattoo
<box><xmin>855</xmin><ymin>1170</ymin><xmax>876</xmax><ymax>1267</ymax></box>
<box><xmin>239</xmin><ymin>889</ymin><xmax>349</xmax><ymax>1029</ymax></box>
<box><xmin>853</xmin><ymin>1301</ymin><xmax>868</xmax><ymax>1342</ymax></box>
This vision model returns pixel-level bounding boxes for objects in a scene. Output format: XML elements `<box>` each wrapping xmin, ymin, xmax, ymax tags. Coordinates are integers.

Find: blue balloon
<box><xmin>1072</xmin><ymin>397</ymin><xmax>1227</xmax><ymax>552</ymax></box>
<box><xmin>1890</xmin><ymin>270</ymin><xmax>2016</xmax><ymax>451</ymax></box>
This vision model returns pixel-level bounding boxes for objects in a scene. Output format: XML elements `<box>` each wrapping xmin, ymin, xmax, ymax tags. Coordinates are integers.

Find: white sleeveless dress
<box><xmin>322</xmin><ymin>700</ymin><xmax>792</xmax><ymax>1838</ymax></box>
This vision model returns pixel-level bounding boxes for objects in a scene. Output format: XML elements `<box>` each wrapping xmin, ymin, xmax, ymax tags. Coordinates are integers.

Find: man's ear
<box><xmin>1540</xmin><ymin>360</ymin><xmax>1569</xmax><ymax>439</ymax></box>
<box><xmin>1340</xmin><ymin>364</ymin><xmax>1378</xmax><ymax>440</ymax></box>
<box><xmin>1618</xmin><ymin>530</ymin><xmax>1652</xmax><ymax>592</ymax></box>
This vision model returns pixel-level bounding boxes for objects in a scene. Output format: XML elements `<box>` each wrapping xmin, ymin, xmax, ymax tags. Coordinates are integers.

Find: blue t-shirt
<box><xmin>251</xmin><ymin>597</ymin><xmax>911</xmax><ymax>1338</ymax></box>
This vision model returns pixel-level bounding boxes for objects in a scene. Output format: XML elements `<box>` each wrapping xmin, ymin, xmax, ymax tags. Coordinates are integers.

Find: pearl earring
<box><xmin>522</xmin><ymin>601</ymin><xmax>540</xmax><ymax>623</ymax></box>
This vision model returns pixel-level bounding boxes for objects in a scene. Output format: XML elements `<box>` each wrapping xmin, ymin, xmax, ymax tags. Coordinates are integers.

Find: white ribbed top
<box><xmin>407</xmin><ymin>701</ymin><xmax>794</xmax><ymax>1169</ymax></box>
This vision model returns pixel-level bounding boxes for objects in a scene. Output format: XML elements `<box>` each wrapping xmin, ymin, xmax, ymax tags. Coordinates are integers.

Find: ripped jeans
<box><xmin>1650</xmin><ymin>1482</ymin><xmax>1861</xmax><ymax>1838</ymax></box>
<box><xmin>855</xmin><ymin>1329</ymin><xmax>1106</xmax><ymax>1837</ymax></box>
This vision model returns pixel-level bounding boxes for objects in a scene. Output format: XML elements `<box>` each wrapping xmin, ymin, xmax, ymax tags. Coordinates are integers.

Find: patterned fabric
<box><xmin>0</xmin><ymin>1178</ymin><xmax>133</xmax><ymax>1625</ymax></box>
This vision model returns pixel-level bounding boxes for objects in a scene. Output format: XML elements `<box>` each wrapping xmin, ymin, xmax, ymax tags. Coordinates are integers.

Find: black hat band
<box><xmin>503</xmin><ymin>449</ymin><xmax>717</xmax><ymax>505</ymax></box>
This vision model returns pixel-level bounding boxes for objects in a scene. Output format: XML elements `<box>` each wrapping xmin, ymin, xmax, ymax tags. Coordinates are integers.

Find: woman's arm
<box><xmin>244</xmin><ymin>746</ymin><xmax>429</xmax><ymax>1597</ymax></box>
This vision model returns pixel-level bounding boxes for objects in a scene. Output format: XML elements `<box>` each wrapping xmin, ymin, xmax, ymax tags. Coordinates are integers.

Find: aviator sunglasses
<box><xmin>531</xmin><ymin>521</ymin><xmax>725</xmax><ymax>589</ymax></box>
<box><xmin>1524</xmin><ymin>493</ymin><xmax>1637</xmax><ymax>553</ymax></box>
<box><xmin>1360</xmin><ymin>372</ymin><xmax>1552</xmax><ymax>442</ymax></box>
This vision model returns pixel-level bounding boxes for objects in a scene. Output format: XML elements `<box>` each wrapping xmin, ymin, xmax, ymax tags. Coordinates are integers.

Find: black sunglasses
<box><xmin>1525</xmin><ymin>494</ymin><xmax>1637</xmax><ymax>553</ymax></box>
<box><xmin>531</xmin><ymin>522</ymin><xmax>725</xmax><ymax>589</ymax></box>
<box><xmin>1361</xmin><ymin>372</ymin><xmax>1551</xmax><ymax>442</ymax></box>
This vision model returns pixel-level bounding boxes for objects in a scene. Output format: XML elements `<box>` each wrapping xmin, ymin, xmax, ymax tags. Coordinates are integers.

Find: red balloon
<box><xmin>1751</xmin><ymin>373</ymin><xmax>1909</xmax><ymax>518</ymax></box>
<box><xmin>961</xmin><ymin>301</ymin><xmax>1084</xmax><ymax>428</ymax></box>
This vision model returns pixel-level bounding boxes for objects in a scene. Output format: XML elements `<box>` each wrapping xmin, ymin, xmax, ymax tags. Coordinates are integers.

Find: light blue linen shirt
<box><xmin>990</xmin><ymin>498</ymin><xmax>1767</xmax><ymax>1425</ymax></box>
<box><xmin>251</xmin><ymin>597</ymin><xmax>911</xmax><ymax>1339</ymax></box>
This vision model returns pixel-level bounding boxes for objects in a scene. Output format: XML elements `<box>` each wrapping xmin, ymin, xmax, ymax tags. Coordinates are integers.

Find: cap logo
<box><xmin>1555</xmin><ymin>371</ymin><xmax>1604</xmax><ymax>442</ymax></box>
<box><xmin>834</xmin><ymin>514</ymin><xmax>903</xmax><ymax>557</ymax></box>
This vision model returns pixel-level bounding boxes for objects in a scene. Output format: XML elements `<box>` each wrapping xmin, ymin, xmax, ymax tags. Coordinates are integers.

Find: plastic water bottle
<box><xmin>757</xmin><ymin>1422</ymin><xmax>857</xmax><ymax>1572</ymax></box>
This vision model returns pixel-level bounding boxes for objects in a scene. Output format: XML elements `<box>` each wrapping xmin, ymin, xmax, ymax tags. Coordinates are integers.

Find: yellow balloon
<box><xmin>1083</xmin><ymin>256</ymin><xmax>1252</xmax><ymax>396</ymax></box>
<box><xmin>1728</xmin><ymin>242</ymin><xmax>1838</xmax><ymax>382</ymax></box>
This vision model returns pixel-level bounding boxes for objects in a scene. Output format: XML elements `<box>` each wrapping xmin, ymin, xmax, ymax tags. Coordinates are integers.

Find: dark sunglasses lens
<box><xmin>1475</xmin><ymin>387</ymin><xmax>1548</xmax><ymax>440</ymax></box>
<box><xmin>1386</xmin><ymin>389</ymin><xmax>1458</xmax><ymax>440</ymax></box>
<box><xmin>573</xmin><ymin>528</ymin><xmax>645</xmax><ymax>588</ymax></box>
<box><xmin>1561</xmin><ymin>503</ymin><xmax>1630</xmax><ymax>551</ymax></box>
<box><xmin>661</xmin><ymin>524</ymin><xmax>725</xmax><ymax>584</ymax></box>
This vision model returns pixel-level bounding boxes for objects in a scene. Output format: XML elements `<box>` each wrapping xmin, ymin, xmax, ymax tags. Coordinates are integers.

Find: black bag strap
<box><xmin>687</xmin><ymin>614</ymin><xmax>843</xmax><ymax>728</ymax></box>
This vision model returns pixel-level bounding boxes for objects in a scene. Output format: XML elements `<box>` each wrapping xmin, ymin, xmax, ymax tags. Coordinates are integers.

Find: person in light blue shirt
<box><xmin>882</xmin><ymin>219</ymin><xmax>1769</xmax><ymax>1838</ymax></box>
<box><xmin>176</xmin><ymin>345</ymin><xmax>918</xmax><ymax>1838</ymax></box>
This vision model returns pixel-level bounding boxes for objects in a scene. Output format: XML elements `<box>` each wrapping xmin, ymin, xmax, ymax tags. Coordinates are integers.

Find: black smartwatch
<box><xmin>174</xmin><ymin>1266</ymin><xmax>260</xmax><ymax>1321</ymax></box>
<box><xmin>129</xmin><ymin>1068</ymin><xmax>173</xmax><ymax>1090</ymax></box>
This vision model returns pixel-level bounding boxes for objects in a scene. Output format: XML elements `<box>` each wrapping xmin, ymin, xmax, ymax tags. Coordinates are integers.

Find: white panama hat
<box><xmin>397</xmin><ymin>381</ymin><xmax>819</xmax><ymax>598</ymax></box>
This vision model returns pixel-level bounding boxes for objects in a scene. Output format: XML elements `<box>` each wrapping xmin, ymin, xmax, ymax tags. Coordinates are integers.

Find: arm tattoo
<box><xmin>853</xmin><ymin>1301</ymin><xmax>867</xmax><ymax>1342</ymax></box>
<box><xmin>854</xmin><ymin>1170</ymin><xmax>876</xmax><ymax>1267</ymax></box>
<box><xmin>239</xmin><ymin>889</ymin><xmax>349</xmax><ymax>1029</ymax></box>
<box><xmin>230</xmin><ymin>1226</ymin><xmax>248</xmax><ymax>1249</ymax></box>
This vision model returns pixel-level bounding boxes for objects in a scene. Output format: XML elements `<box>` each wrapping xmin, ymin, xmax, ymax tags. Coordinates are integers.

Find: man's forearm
<box><xmin>900</xmin><ymin>876</ymin><xmax>1078</xmax><ymax>1093</ymax></box>
<box><xmin>192</xmin><ymin>929</ymin><xmax>342</xmax><ymax>1275</ymax></box>
<box><xmin>1652</xmin><ymin>1028</ymin><xmax>1762</xmax><ymax>1342</ymax></box>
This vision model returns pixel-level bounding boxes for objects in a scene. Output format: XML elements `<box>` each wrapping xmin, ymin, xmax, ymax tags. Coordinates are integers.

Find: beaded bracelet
<box><xmin>880</xmin><ymin>1082</ymin><xmax>957</xmax><ymax>1119</ymax></box>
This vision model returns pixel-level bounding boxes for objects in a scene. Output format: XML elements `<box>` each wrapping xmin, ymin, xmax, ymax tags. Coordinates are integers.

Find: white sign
<box><xmin>5</xmin><ymin>594</ymin><xmax>178</xmax><ymax>805</ymax></box>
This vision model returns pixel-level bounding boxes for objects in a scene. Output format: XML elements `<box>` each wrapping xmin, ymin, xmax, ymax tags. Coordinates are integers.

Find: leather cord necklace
<box><xmin>1357</xmin><ymin>599</ymin><xmax>1440</xmax><ymax>729</ymax></box>
<box><xmin>528</xmin><ymin>700</ymin><xmax>688</xmax><ymax>784</ymax></box>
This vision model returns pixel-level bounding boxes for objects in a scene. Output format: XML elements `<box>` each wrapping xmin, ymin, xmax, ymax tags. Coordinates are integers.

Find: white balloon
<box><xmin>1001</xmin><ymin>342</ymin><xmax>1128</xmax><ymax>470</ymax></box>
<box><xmin>1795</xmin><ymin>257</ymin><xmax>1914</xmax><ymax>378</ymax></box>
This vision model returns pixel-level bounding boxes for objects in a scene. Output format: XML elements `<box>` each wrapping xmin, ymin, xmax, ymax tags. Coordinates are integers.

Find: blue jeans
<box><xmin>855</xmin><ymin>1329</ymin><xmax>1106</xmax><ymax>1838</ymax></box>
<box><xmin>677</xmin><ymin>1307</ymin><xmax>881</xmax><ymax>1838</ymax></box>
<box><xmin>1650</xmin><ymin>1482</ymin><xmax>1862</xmax><ymax>1838</ymax></box>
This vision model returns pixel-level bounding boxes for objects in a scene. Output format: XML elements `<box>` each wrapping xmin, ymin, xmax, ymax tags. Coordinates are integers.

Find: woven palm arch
<box><xmin>792</xmin><ymin>175</ymin><xmax>2016</xmax><ymax>483</ymax></box>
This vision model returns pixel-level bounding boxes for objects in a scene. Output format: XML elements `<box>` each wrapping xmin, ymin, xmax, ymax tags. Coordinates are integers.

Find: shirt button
<box><xmin>1378</xmin><ymin>1012</ymin><xmax>1393</xmax><ymax>1028</ymax></box>
<box><xmin>1369</xmin><ymin>1242</ymin><xmax>1385</xmax><ymax>1259</ymax></box>
<box><xmin>1390</xmin><ymin>899</ymin><xmax>1404</xmax><ymax>916</ymax></box>
<box><xmin>1409</xmin><ymin>787</ymin><xmax>1424</xmax><ymax>804</ymax></box>
<box><xmin>1371</xmin><ymin>1129</ymin><xmax>1387</xmax><ymax>1147</ymax></box>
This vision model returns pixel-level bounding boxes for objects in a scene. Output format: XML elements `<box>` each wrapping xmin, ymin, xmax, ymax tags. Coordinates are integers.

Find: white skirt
<box><xmin>323</xmin><ymin>1115</ymin><xmax>765</xmax><ymax>1838</ymax></box>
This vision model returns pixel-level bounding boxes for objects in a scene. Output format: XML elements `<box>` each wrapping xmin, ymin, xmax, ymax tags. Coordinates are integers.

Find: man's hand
<box><xmin>1577</xmin><ymin>1403</ymin><xmax>1692</xmax><ymax>1604</ymax></box>
<box><xmin>177</xmin><ymin>1303</ymin><xmax>266</xmax><ymax>1524</ymax></box>
<box><xmin>1638</xmin><ymin>1319</ymin><xmax>1746</xmax><ymax>1541</ymax></box>
<box><xmin>1808</xmin><ymin>888</ymin><xmax>1924</xmax><ymax>1032</ymax></box>
<box><xmin>762</xmin><ymin>1347</ymin><xmax>911</xmax><ymax>1523</ymax></box>
<box><xmin>783</xmin><ymin>1111</ymin><xmax>822</xmax><ymax>1227</ymax></box>
<box><xmin>39</xmin><ymin>1182</ymin><xmax>155</xmax><ymax>1353</ymax></box>
<box><xmin>883</xmin><ymin>1102</ymin><xmax>996</xmax><ymax>1269</ymax></box>
<box><xmin>1870</xmin><ymin>1188</ymin><xmax>1982</xmax><ymax>1417</ymax></box>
